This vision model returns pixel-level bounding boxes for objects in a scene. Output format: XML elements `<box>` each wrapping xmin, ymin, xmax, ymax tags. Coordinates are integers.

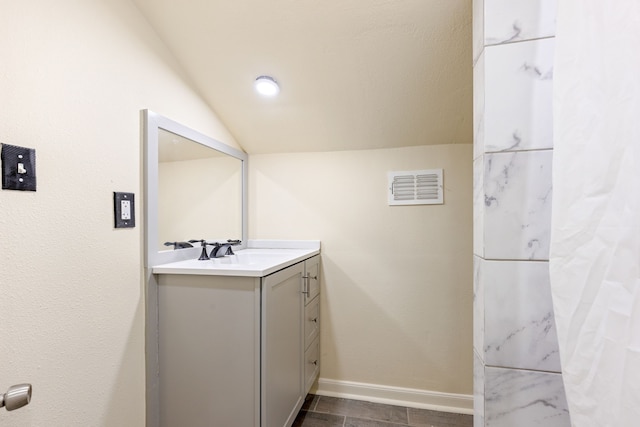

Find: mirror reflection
<box><xmin>157</xmin><ymin>129</ymin><xmax>242</xmax><ymax>252</ymax></box>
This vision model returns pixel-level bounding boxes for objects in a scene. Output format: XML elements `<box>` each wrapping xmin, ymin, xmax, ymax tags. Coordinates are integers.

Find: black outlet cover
<box><xmin>114</xmin><ymin>192</ymin><xmax>135</xmax><ymax>228</ymax></box>
<box><xmin>1</xmin><ymin>144</ymin><xmax>36</xmax><ymax>191</ymax></box>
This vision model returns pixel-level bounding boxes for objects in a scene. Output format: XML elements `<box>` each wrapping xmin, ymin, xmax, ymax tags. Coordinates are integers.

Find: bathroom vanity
<box><xmin>152</xmin><ymin>244</ymin><xmax>320</xmax><ymax>427</ymax></box>
<box><xmin>143</xmin><ymin>111</ymin><xmax>320</xmax><ymax>426</ymax></box>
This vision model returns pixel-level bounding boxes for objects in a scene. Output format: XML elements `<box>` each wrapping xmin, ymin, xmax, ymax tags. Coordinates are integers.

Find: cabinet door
<box><xmin>158</xmin><ymin>275</ymin><xmax>260</xmax><ymax>427</ymax></box>
<box><xmin>262</xmin><ymin>262</ymin><xmax>305</xmax><ymax>427</ymax></box>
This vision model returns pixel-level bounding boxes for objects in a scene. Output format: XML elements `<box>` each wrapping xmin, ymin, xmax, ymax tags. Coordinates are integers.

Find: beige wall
<box><xmin>249</xmin><ymin>144</ymin><xmax>473</xmax><ymax>395</ymax></box>
<box><xmin>0</xmin><ymin>0</ymin><xmax>237</xmax><ymax>425</ymax></box>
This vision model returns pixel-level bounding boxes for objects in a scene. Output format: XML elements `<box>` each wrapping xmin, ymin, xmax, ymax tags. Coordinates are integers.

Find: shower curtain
<box><xmin>550</xmin><ymin>1</ymin><xmax>640</xmax><ymax>426</ymax></box>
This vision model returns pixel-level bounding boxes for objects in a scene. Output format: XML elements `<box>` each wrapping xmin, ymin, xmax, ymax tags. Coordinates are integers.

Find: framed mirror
<box><xmin>143</xmin><ymin>110</ymin><xmax>248</xmax><ymax>267</ymax></box>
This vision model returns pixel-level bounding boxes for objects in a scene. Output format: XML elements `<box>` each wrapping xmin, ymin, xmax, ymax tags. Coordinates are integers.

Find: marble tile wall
<box><xmin>473</xmin><ymin>51</ymin><xmax>485</xmax><ymax>161</ymax></box>
<box><xmin>473</xmin><ymin>256</ymin><xmax>484</xmax><ymax>355</ymax></box>
<box><xmin>483</xmin><ymin>150</ymin><xmax>553</xmax><ymax>260</ymax></box>
<box><xmin>473</xmin><ymin>0</ymin><xmax>568</xmax><ymax>426</ymax></box>
<box><xmin>472</xmin><ymin>157</ymin><xmax>484</xmax><ymax>257</ymax></box>
<box><xmin>484</xmin><ymin>0</ymin><xmax>557</xmax><ymax>46</ymax></box>
<box><xmin>473</xmin><ymin>353</ymin><xmax>485</xmax><ymax>427</ymax></box>
<box><xmin>484</xmin><ymin>38</ymin><xmax>555</xmax><ymax>153</ymax></box>
<box><xmin>485</xmin><ymin>367</ymin><xmax>569</xmax><ymax>427</ymax></box>
<box><xmin>472</xmin><ymin>0</ymin><xmax>484</xmax><ymax>65</ymax></box>
<box><xmin>483</xmin><ymin>260</ymin><xmax>560</xmax><ymax>372</ymax></box>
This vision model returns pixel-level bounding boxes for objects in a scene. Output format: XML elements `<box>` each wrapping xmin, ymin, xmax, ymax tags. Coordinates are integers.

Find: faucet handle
<box><xmin>164</xmin><ymin>241</ymin><xmax>194</xmax><ymax>250</ymax></box>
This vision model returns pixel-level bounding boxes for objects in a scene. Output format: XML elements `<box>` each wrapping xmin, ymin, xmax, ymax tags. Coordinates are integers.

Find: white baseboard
<box><xmin>311</xmin><ymin>378</ymin><xmax>473</xmax><ymax>415</ymax></box>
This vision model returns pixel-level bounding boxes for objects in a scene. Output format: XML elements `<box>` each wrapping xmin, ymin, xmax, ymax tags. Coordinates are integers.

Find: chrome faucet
<box><xmin>187</xmin><ymin>239</ymin><xmax>241</xmax><ymax>260</ymax></box>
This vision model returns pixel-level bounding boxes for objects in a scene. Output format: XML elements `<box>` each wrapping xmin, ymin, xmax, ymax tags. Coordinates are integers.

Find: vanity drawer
<box><xmin>304</xmin><ymin>337</ymin><xmax>320</xmax><ymax>394</ymax></box>
<box><xmin>304</xmin><ymin>295</ymin><xmax>320</xmax><ymax>349</ymax></box>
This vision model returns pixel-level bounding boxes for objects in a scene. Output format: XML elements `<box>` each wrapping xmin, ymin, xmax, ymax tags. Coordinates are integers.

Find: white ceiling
<box><xmin>133</xmin><ymin>0</ymin><xmax>472</xmax><ymax>154</ymax></box>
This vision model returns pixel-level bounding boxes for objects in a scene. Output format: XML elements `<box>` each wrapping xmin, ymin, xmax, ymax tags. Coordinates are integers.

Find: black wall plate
<box><xmin>114</xmin><ymin>192</ymin><xmax>135</xmax><ymax>228</ymax></box>
<box><xmin>1</xmin><ymin>144</ymin><xmax>36</xmax><ymax>191</ymax></box>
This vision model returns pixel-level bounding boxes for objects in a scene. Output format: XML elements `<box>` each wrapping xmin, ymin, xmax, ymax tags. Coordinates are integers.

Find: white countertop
<box><xmin>152</xmin><ymin>241</ymin><xmax>320</xmax><ymax>277</ymax></box>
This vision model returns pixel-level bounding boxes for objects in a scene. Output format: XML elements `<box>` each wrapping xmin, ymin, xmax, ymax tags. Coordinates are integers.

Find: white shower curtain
<box><xmin>550</xmin><ymin>1</ymin><xmax>640</xmax><ymax>426</ymax></box>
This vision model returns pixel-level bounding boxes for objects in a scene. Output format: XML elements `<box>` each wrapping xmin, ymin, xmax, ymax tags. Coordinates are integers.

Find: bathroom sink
<box><xmin>210</xmin><ymin>250</ymin><xmax>293</xmax><ymax>266</ymax></box>
<box><xmin>152</xmin><ymin>247</ymin><xmax>319</xmax><ymax>277</ymax></box>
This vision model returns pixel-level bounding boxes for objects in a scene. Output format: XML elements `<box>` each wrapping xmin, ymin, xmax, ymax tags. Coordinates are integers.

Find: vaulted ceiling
<box><xmin>133</xmin><ymin>0</ymin><xmax>472</xmax><ymax>154</ymax></box>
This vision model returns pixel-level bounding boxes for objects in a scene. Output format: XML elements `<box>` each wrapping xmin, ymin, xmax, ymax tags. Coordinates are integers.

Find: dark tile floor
<box><xmin>293</xmin><ymin>395</ymin><xmax>473</xmax><ymax>427</ymax></box>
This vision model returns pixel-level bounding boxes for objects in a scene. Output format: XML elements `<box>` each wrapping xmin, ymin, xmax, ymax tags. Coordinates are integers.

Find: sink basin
<box><xmin>210</xmin><ymin>251</ymin><xmax>292</xmax><ymax>266</ymax></box>
<box><xmin>152</xmin><ymin>246</ymin><xmax>319</xmax><ymax>277</ymax></box>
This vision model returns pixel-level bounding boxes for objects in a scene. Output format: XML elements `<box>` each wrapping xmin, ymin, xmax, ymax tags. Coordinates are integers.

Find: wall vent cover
<box><xmin>388</xmin><ymin>169</ymin><xmax>443</xmax><ymax>206</ymax></box>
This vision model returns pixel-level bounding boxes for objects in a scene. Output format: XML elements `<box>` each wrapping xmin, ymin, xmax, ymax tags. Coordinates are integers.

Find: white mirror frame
<box><xmin>142</xmin><ymin>109</ymin><xmax>248</xmax><ymax>268</ymax></box>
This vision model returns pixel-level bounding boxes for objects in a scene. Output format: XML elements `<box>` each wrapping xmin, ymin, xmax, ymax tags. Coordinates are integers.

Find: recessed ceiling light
<box><xmin>254</xmin><ymin>76</ymin><xmax>280</xmax><ymax>97</ymax></box>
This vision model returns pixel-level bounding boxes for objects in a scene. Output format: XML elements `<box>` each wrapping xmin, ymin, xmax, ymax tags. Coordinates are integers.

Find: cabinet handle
<box><xmin>302</xmin><ymin>273</ymin><xmax>318</xmax><ymax>295</ymax></box>
<box><xmin>310</xmin><ymin>317</ymin><xmax>318</xmax><ymax>323</ymax></box>
<box><xmin>312</xmin><ymin>360</ymin><xmax>318</xmax><ymax>366</ymax></box>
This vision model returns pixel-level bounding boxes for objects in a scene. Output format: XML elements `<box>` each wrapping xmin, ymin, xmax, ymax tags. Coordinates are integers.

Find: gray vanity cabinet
<box><xmin>262</xmin><ymin>254</ymin><xmax>321</xmax><ymax>427</ymax></box>
<box><xmin>156</xmin><ymin>255</ymin><xmax>320</xmax><ymax>427</ymax></box>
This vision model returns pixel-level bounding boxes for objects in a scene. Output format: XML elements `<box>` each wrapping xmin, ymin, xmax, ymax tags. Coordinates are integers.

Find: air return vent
<box><xmin>388</xmin><ymin>169</ymin><xmax>443</xmax><ymax>206</ymax></box>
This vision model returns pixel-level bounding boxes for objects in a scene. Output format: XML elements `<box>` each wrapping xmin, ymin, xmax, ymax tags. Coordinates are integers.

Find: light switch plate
<box><xmin>114</xmin><ymin>192</ymin><xmax>135</xmax><ymax>228</ymax></box>
<box><xmin>1</xmin><ymin>144</ymin><xmax>36</xmax><ymax>191</ymax></box>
